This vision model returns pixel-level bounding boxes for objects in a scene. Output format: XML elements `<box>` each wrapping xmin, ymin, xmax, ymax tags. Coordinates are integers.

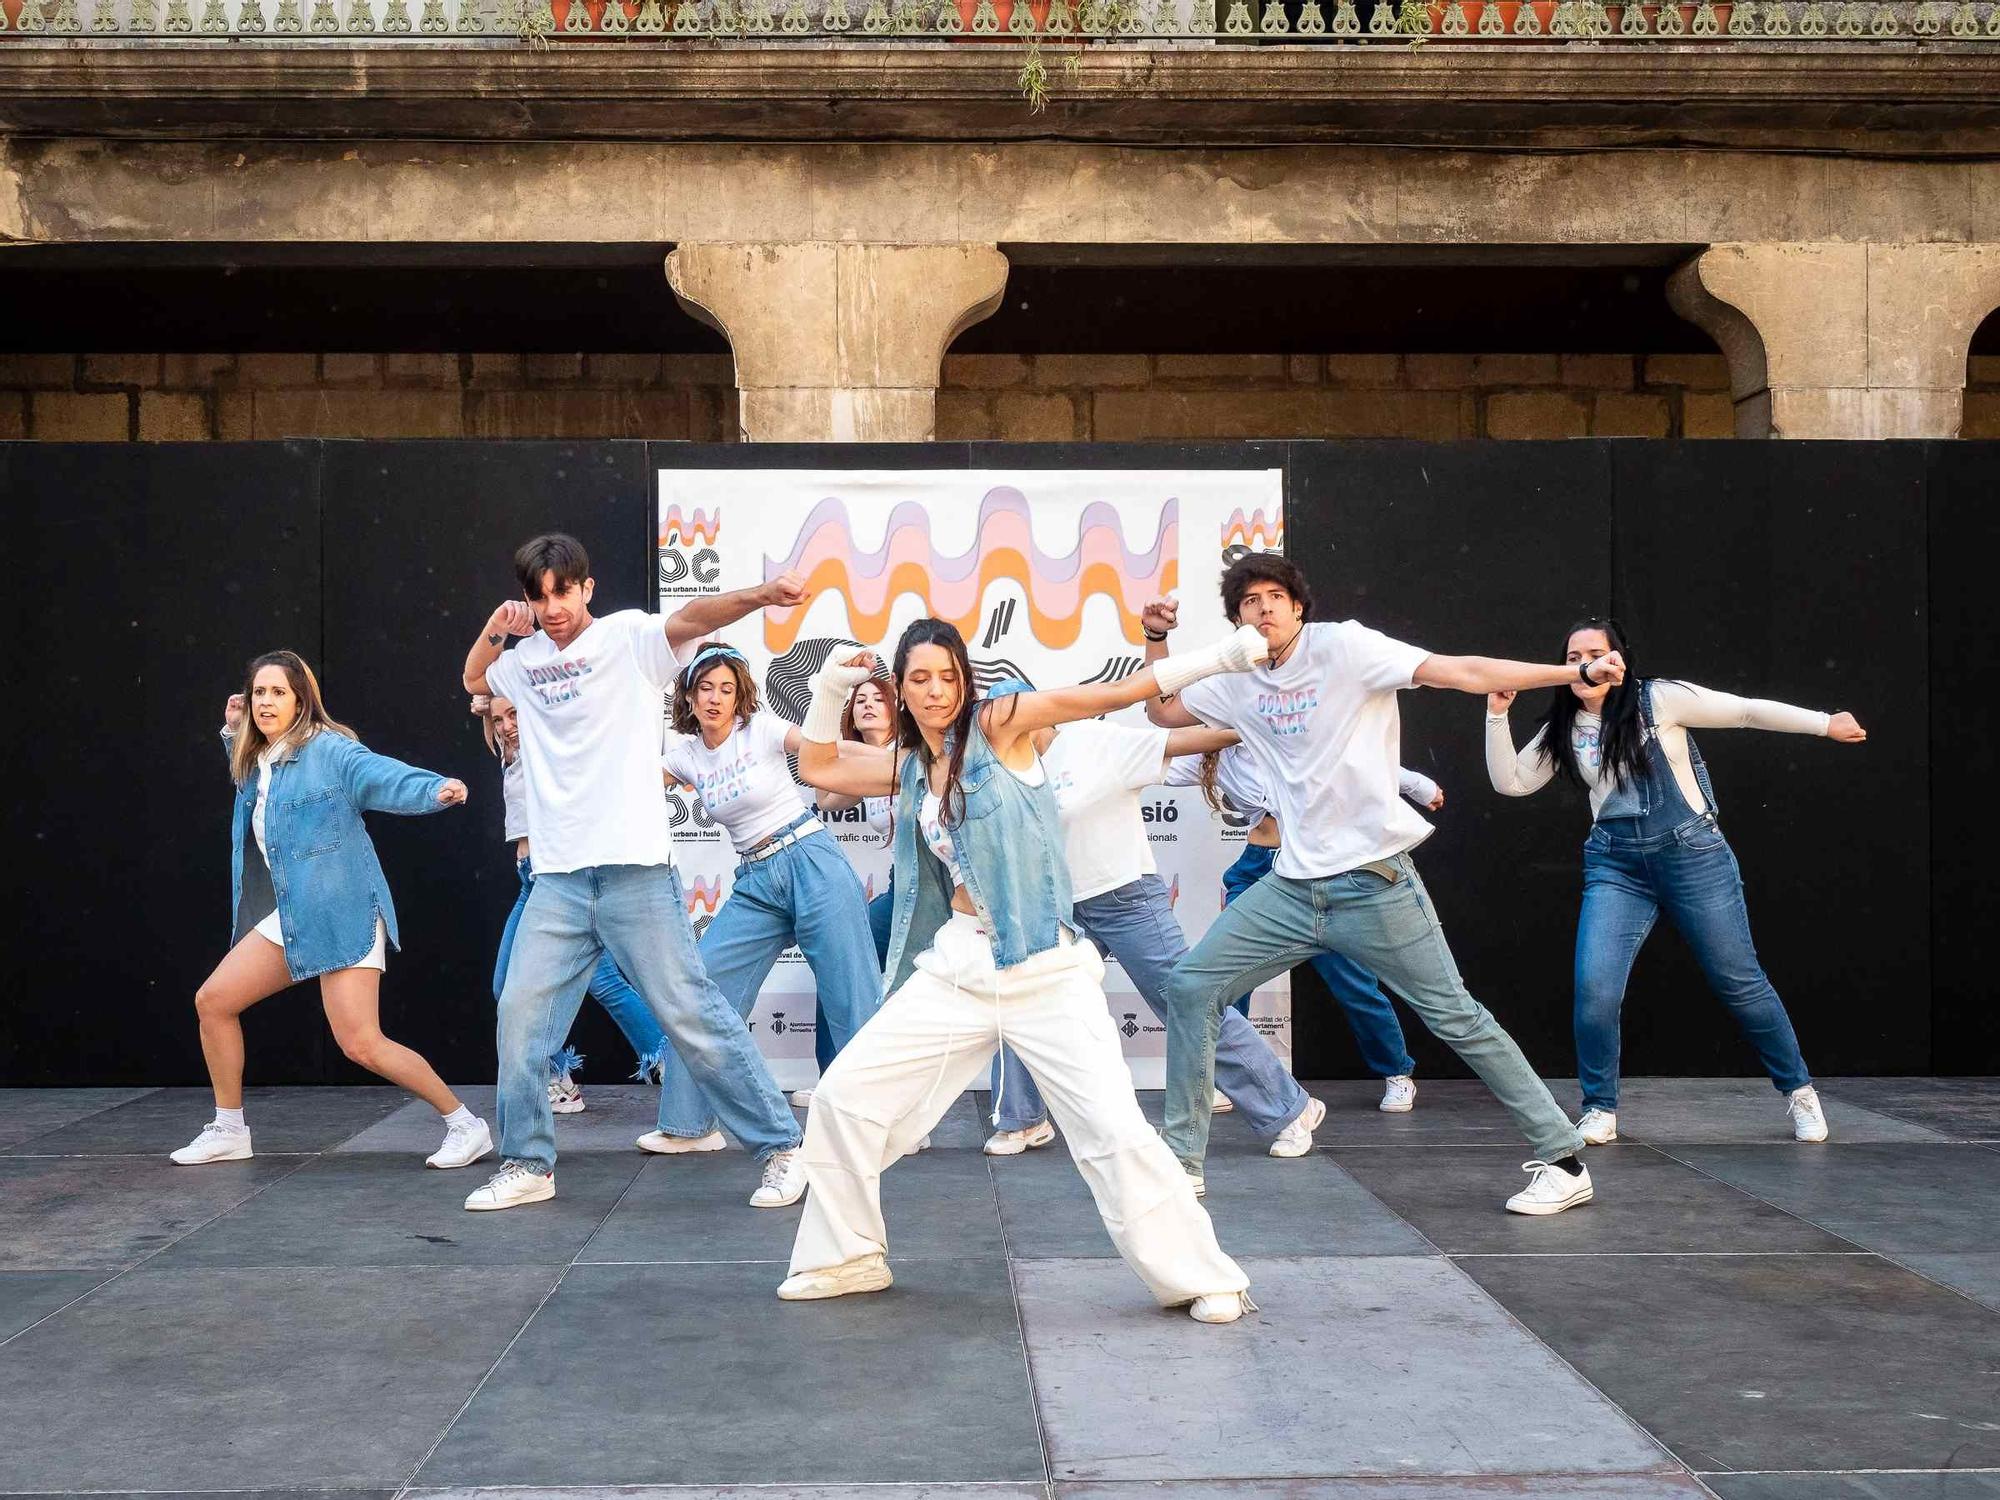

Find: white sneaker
<box><xmin>170</xmin><ymin>1120</ymin><xmax>252</xmax><ymax>1165</ymax></box>
<box><xmin>778</xmin><ymin>1252</ymin><xmax>892</xmax><ymax>1301</ymax></box>
<box><xmin>548</xmin><ymin>1074</ymin><xmax>585</xmax><ymax>1115</ymax></box>
<box><xmin>1189</xmin><ymin>1174</ymin><xmax>1206</xmax><ymax>1198</ymax></box>
<box><xmin>1787</xmin><ymin>1086</ymin><xmax>1830</xmax><ymax>1143</ymax></box>
<box><xmin>636</xmin><ymin>1128</ymin><xmax>728</xmax><ymax>1155</ymax></box>
<box><xmin>1577</xmin><ymin>1108</ymin><xmax>1619</xmax><ymax>1146</ymax></box>
<box><xmin>790</xmin><ymin>1089</ymin><xmax>815</xmax><ymax>1109</ymax></box>
<box><xmin>751</xmin><ymin>1148</ymin><xmax>809</xmax><ymax>1208</ymax></box>
<box><xmin>1190</xmin><ymin>1291</ymin><xmax>1258</xmax><ymax>1324</ymax></box>
<box><xmin>464</xmin><ymin>1161</ymin><xmax>555</xmax><ymax>1211</ymax></box>
<box><xmin>426</xmin><ymin>1116</ymin><xmax>494</xmax><ymax>1170</ymax></box>
<box><xmin>1504</xmin><ymin>1158</ymin><xmax>1594</xmax><ymax>1216</ymax></box>
<box><xmin>911</xmin><ymin>1135</ymin><xmax>933</xmax><ymax>1153</ymax></box>
<box><xmin>984</xmin><ymin>1119</ymin><xmax>1057</xmax><ymax>1156</ymax></box>
<box><xmin>1211</xmin><ymin>1089</ymin><xmax>1235</xmax><ymax>1114</ymax></box>
<box><xmin>1379</xmin><ymin>1075</ymin><xmax>1417</xmax><ymax>1113</ymax></box>
<box><xmin>1269</xmin><ymin>1096</ymin><xmax>1326</xmax><ymax>1158</ymax></box>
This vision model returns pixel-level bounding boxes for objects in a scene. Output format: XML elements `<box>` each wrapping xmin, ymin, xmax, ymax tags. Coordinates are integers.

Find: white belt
<box><xmin>740</xmin><ymin>816</ymin><xmax>823</xmax><ymax>863</ymax></box>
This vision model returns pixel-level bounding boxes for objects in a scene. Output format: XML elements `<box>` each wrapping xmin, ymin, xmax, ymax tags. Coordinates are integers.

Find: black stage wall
<box><xmin>1</xmin><ymin>439</ymin><xmax>1978</xmax><ymax>1086</ymax></box>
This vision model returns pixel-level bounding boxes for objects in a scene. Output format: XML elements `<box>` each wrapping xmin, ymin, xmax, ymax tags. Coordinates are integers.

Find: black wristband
<box><xmin>1579</xmin><ymin>660</ymin><xmax>1596</xmax><ymax>685</ymax></box>
<box><xmin>1143</xmin><ymin>629</ymin><xmax>1168</xmax><ymax>643</ymax></box>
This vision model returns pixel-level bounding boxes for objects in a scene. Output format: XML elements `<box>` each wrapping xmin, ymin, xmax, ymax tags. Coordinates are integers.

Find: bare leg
<box><xmin>320</xmin><ymin>967</ymin><xmax>462</xmax><ymax>1115</ymax></box>
<box><xmin>195</xmin><ymin>932</ymin><xmax>297</xmax><ymax>1109</ymax></box>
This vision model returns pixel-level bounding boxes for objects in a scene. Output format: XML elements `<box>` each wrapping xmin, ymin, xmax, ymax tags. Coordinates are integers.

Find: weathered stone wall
<box><xmin>4</xmin><ymin>349</ymin><xmax>1994</xmax><ymax>442</ymax></box>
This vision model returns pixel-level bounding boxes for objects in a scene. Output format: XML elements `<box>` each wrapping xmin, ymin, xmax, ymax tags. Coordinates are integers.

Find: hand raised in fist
<box><xmin>762</xmin><ymin>570</ymin><xmax>809</xmax><ymax>610</ymax></box>
<box><xmin>1827</xmin><ymin>711</ymin><xmax>1867</xmax><ymax>744</ymax></box>
<box><xmin>488</xmin><ymin>600</ymin><xmax>536</xmax><ymax>641</ymax></box>
<box><xmin>224</xmin><ymin>693</ymin><xmax>245</xmax><ymax>732</ymax></box>
<box><xmin>1141</xmin><ymin>597</ymin><xmax>1179</xmax><ymax>639</ymax></box>
<box><xmin>1487</xmin><ymin>689</ymin><xmax>1516</xmax><ymax>715</ymax></box>
<box><xmin>1583</xmin><ymin>651</ymin><xmax>1626</xmax><ymax>687</ymax></box>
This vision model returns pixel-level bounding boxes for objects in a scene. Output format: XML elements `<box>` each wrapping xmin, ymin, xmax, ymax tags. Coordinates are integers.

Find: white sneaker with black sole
<box><xmin>1577</xmin><ymin>1108</ymin><xmax>1618</xmax><ymax>1145</ymax></box>
<box><xmin>427</xmin><ymin>1116</ymin><xmax>494</xmax><ymax>1169</ymax></box>
<box><xmin>1787</xmin><ymin>1086</ymin><xmax>1829</xmax><ymax>1142</ymax></box>
<box><xmin>1269</xmin><ymin>1096</ymin><xmax>1326</xmax><ymax>1158</ymax></box>
<box><xmin>983</xmin><ymin>1119</ymin><xmax>1056</xmax><ymax>1157</ymax></box>
<box><xmin>464</xmin><ymin>1161</ymin><xmax>555</xmax><ymax>1211</ymax></box>
<box><xmin>1379</xmin><ymin>1075</ymin><xmax>1417</xmax><ymax>1113</ymax></box>
<box><xmin>1504</xmin><ymin>1158</ymin><xmax>1594</xmax><ymax>1216</ymax></box>
<box><xmin>636</xmin><ymin>1128</ymin><xmax>728</xmax><ymax>1155</ymax></box>
<box><xmin>751</xmin><ymin>1148</ymin><xmax>809</xmax><ymax>1208</ymax></box>
<box><xmin>170</xmin><ymin>1120</ymin><xmax>253</xmax><ymax>1165</ymax></box>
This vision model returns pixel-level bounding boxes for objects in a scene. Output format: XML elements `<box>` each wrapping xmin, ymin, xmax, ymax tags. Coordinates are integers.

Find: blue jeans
<box><xmin>1222</xmin><ymin>844</ymin><xmax>1416</xmax><ymax>1077</ymax></box>
<box><xmin>496</xmin><ymin>857</ymin><xmax>667</xmax><ymax>1076</ymax></box>
<box><xmin>990</xmin><ymin>874</ymin><xmax>1311</xmax><ymax>1139</ymax></box>
<box><xmin>1163</xmin><ymin>853</ymin><xmax>1584</xmax><ymax>1174</ymax></box>
<box><xmin>657</xmin><ymin>826</ymin><xmax>883</xmax><ymax>1138</ymax></box>
<box><xmin>814</xmin><ymin>881</ymin><xmax>896</xmax><ymax>1075</ymax></box>
<box><xmin>495</xmin><ymin>862</ymin><xmax>800</xmax><ymax>1172</ymax></box>
<box><xmin>1576</xmin><ymin>817</ymin><xmax>1811</xmax><ymax>1113</ymax></box>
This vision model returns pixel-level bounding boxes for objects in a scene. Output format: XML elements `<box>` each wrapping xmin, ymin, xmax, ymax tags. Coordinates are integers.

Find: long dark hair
<box><xmin>893</xmin><ymin>618</ymin><xmax>975</xmax><ymax>827</ymax></box>
<box><xmin>1536</xmin><ymin>618</ymin><xmax>1646</xmax><ymax>792</ymax></box>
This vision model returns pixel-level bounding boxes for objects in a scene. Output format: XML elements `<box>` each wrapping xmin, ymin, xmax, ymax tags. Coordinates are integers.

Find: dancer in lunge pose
<box><xmin>173</xmin><ymin>652</ymin><xmax>490</xmax><ymax>1171</ymax></box>
<box><xmin>644</xmin><ymin>642</ymin><xmax>882</xmax><ymax>1154</ymax></box>
<box><xmin>1145</xmin><ymin>554</ymin><xmax>1617</xmax><ymax>1215</ymax></box>
<box><xmin>1162</xmin><ymin>744</ymin><xmax>1439</xmax><ymax>1116</ymax></box>
<box><xmin>980</xmin><ymin>696</ymin><xmax>1330</xmax><ymax>1168</ymax></box>
<box><xmin>460</xmin><ymin>533</ymin><xmax>805</xmax><ymax>1212</ymax></box>
<box><xmin>1485</xmin><ymin>618</ymin><xmax>1866</xmax><ymax>1145</ymax></box>
<box><xmin>778</xmin><ymin>619</ymin><xmax>1261</xmax><ymax>1322</ymax></box>
<box><xmin>802</xmin><ymin>672</ymin><xmax>900</xmax><ymax>1107</ymax></box>
<box><xmin>477</xmin><ymin>693</ymin><xmax>666</xmax><ymax>1115</ymax></box>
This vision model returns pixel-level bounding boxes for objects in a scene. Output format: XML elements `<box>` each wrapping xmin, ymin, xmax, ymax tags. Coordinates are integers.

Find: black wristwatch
<box><xmin>1579</xmin><ymin>660</ymin><xmax>1597</xmax><ymax>685</ymax></box>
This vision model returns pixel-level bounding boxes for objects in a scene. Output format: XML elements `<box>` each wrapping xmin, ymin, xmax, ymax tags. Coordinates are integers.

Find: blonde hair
<box><xmin>230</xmin><ymin>650</ymin><xmax>355</xmax><ymax>786</ymax></box>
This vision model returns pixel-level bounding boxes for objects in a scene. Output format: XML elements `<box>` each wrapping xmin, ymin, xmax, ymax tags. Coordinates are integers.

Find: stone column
<box><xmin>666</xmin><ymin>242</ymin><xmax>1009</xmax><ymax>442</ymax></box>
<box><xmin>1668</xmin><ymin>242</ymin><xmax>2000</xmax><ymax>439</ymax></box>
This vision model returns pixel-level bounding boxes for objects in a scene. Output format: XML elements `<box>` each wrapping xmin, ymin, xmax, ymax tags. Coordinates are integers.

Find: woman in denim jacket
<box><xmin>780</xmin><ymin>617</ymin><xmax>1265</xmax><ymax>1324</ymax></box>
<box><xmin>172</xmin><ymin>650</ymin><xmax>492</xmax><ymax>1173</ymax></box>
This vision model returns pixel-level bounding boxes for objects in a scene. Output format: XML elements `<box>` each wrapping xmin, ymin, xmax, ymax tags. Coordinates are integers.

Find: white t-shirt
<box><xmin>918</xmin><ymin>788</ymin><xmax>964</xmax><ymax>889</ymax></box>
<box><xmin>1179</xmin><ymin>620</ymin><xmax>1433</xmax><ymax>879</ymax></box>
<box><xmin>501</xmin><ymin>753</ymin><xmax>529</xmax><ymax>843</ymax></box>
<box><xmin>1165</xmin><ymin>747</ymin><xmax>1441</xmax><ymax>826</ymax></box>
<box><xmin>252</xmin><ymin>749</ymin><xmax>276</xmax><ymax>861</ymax></box>
<box><xmin>661</xmin><ymin>712</ymin><xmax>808</xmax><ymax>854</ymax></box>
<box><xmin>1041</xmin><ymin>720</ymin><xmax>1172</xmax><ymax>901</ymax></box>
<box><xmin>483</xmin><ymin>609</ymin><xmax>678</xmax><ymax>876</ymax></box>
<box><xmin>863</xmin><ymin>795</ymin><xmax>894</xmax><ymax>834</ymax></box>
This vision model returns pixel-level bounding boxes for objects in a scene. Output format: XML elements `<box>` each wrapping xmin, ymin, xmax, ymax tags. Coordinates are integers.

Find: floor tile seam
<box><xmin>573</xmin><ymin>1254</ymin><xmax>1010</xmax><ymax>1266</ymax></box>
<box><xmin>0</xmin><ymin>1150</ymin><xmax>323</xmax><ymax>1351</ymax></box>
<box><xmin>0</xmin><ymin>1087</ymin><xmax>166</xmax><ymax>1153</ymax></box>
<box><xmin>1632</xmin><ymin>1140</ymin><xmax>1877</xmax><ymax>1253</ymax></box>
<box><xmin>1448</xmin><ymin>1251</ymin><xmax>1881</xmax><ymax>1259</ymax></box>
<box><xmin>1419</xmin><ymin>1242</ymin><xmax>1701</xmax><ymax>1483</ymax></box>
<box><xmin>543</xmin><ymin>1150</ymin><xmax>676</xmax><ymax>1267</ymax></box>
<box><xmin>1691</xmin><ymin>1467</ymin><xmax>2000</xmax><ymax>1476</ymax></box>
<box><xmin>2</xmin><ymin>1151</ymin><xmax>324</xmax><ymax>1161</ymax></box>
<box><xmin>393</xmin><ymin>1263</ymin><xmax>575</xmax><ymax>1500</ymax></box>
<box><xmin>1310</xmin><ymin>1146</ymin><xmax>1451</xmax><ymax>1257</ymax></box>
<box><xmin>1873</xmin><ymin>1246</ymin><xmax>2000</xmax><ymax>1312</ymax></box>
<box><xmin>985</xmin><ymin>1150</ymin><xmax>1058</xmax><ymax>1499</ymax></box>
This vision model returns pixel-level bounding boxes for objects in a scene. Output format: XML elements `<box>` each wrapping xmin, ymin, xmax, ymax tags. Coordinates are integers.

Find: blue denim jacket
<box><xmin>881</xmin><ymin>713</ymin><xmax>1072</xmax><ymax>997</ymax></box>
<box><xmin>227</xmin><ymin>729</ymin><xmax>452</xmax><ymax>980</ymax></box>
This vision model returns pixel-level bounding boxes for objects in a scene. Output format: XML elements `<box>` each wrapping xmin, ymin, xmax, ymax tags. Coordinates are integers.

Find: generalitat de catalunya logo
<box><xmin>761</xmin><ymin>486</ymin><xmax>1177</xmax><ymax>653</ymax></box>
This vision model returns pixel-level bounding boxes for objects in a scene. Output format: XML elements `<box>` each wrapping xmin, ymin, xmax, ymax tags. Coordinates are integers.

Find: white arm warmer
<box><xmin>802</xmin><ymin>657</ymin><xmax>875</xmax><ymax>743</ymax></box>
<box><xmin>1152</xmin><ymin>624</ymin><xmax>1270</xmax><ymax>699</ymax></box>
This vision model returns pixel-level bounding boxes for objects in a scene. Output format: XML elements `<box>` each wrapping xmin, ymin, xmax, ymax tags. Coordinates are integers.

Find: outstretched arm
<box><xmin>1651</xmin><ymin>680</ymin><xmax>1865</xmax><ymax>743</ymax></box>
<box><xmin>1164</xmin><ymin>726</ymin><xmax>1239</xmax><ymax>758</ymax></box>
<box><xmin>1415</xmin><ymin>650</ymin><xmax>1626</xmax><ymax>696</ymax></box>
<box><xmin>663</xmin><ymin>570</ymin><xmax>806</xmax><ymax>656</ymax></box>
<box><xmin>986</xmin><ymin>623</ymin><xmax>1266</xmax><ymax>752</ymax></box>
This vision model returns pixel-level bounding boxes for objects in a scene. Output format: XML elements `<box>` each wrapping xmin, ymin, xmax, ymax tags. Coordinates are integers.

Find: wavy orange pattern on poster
<box><xmin>1221</xmin><ymin>507</ymin><xmax>1284</xmax><ymax>551</ymax></box>
<box><xmin>659</xmin><ymin>506</ymin><xmax>722</xmax><ymax>547</ymax></box>
<box><xmin>762</xmin><ymin>487</ymin><xmax>1178</xmax><ymax>653</ymax></box>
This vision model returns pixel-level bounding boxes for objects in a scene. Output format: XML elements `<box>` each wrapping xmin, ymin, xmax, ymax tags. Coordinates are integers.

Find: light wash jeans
<box><xmin>1222</xmin><ymin>843</ymin><xmax>1416</xmax><ymax>1077</ymax></box>
<box><xmin>657</xmin><ymin>824</ymin><xmax>884</xmax><ymax>1138</ymax></box>
<box><xmin>1575</xmin><ymin>816</ymin><xmax>1811</xmax><ymax>1113</ymax></box>
<box><xmin>813</xmin><ymin>879</ymin><xmax>897</xmax><ymax>1076</ymax></box>
<box><xmin>991</xmin><ymin>874</ymin><xmax>1310</xmax><ymax>1139</ymax></box>
<box><xmin>496</xmin><ymin>855</ymin><xmax>667</xmax><ymax>1077</ymax></box>
<box><xmin>495</xmin><ymin>862</ymin><xmax>800</xmax><ymax>1172</ymax></box>
<box><xmin>1163</xmin><ymin>852</ymin><xmax>1584</xmax><ymax>1174</ymax></box>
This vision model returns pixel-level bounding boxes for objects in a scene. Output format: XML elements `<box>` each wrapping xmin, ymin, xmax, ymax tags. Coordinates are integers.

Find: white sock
<box><xmin>215</xmin><ymin>1107</ymin><xmax>246</xmax><ymax>1132</ymax></box>
<box><xmin>442</xmin><ymin>1104</ymin><xmax>475</xmax><ymax>1128</ymax></box>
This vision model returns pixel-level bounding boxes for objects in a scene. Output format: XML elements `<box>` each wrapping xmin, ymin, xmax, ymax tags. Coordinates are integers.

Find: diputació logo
<box><xmin>658</xmin><ymin>505</ymin><xmax>722</xmax><ymax>596</ymax></box>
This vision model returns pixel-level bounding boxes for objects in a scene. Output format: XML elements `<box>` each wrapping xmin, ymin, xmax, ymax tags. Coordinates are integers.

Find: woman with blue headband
<box><xmin>640</xmin><ymin>641</ymin><xmax>883</xmax><ymax>1156</ymax></box>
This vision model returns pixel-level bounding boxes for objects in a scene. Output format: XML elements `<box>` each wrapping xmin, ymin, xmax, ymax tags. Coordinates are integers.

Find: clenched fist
<box><xmin>1583</xmin><ymin>651</ymin><xmax>1627</xmax><ymax>687</ymax></box>
<box><xmin>1141</xmin><ymin>597</ymin><xmax>1179</xmax><ymax>639</ymax></box>
<box><xmin>762</xmin><ymin>570</ymin><xmax>809</xmax><ymax>610</ymax></box>
<box><xmin>224</xmin><ymin>693</ymin><xmax>245</xmax><ymax>732</ymax></box>
<box><xmin>437</xmin><ymin>779</ymin><xmax>469</xmax><ymax>806</ymax></box>
<box><xmin>1487</xmin><ymin>689</ymin><xmax>1516</xmax><ymax>715</ymax></box>
<box><xmin>1827</xmin><ymin>711</ymin><xmax>1867</xmax><ymax>744</ymax></box>
<box><xmin>488</xmin><ymin>601</ymin><xmax>536</xmax><ymax>640</ymax></box>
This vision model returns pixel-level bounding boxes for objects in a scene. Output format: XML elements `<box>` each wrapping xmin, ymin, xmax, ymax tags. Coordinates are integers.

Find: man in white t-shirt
<box><xmin>1145</xmin><ymin>554</ymin><xmax>1626</xmax><ymax>1217</ymax></box>
<box><xmin>459</xmin><ymin>531</ymin><xmax>810</xmax><ymax>1214</ymax></box>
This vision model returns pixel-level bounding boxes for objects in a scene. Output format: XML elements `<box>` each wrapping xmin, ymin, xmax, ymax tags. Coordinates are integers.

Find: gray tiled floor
<box><xmin>3</xmin><ymin>1079</ymin><xmax>1997</xmax><ymax>1500</ymax></box>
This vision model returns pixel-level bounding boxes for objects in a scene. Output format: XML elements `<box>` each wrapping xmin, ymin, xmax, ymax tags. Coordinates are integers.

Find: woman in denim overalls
<box><xmin>1486</xmin><ymin>620</ymin><xmax>1868</xmax><ymax>1145</ymax></box>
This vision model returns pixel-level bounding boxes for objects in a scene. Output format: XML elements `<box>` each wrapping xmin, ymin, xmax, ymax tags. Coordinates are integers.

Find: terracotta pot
<box><xmin>1423</xmin><ymin>0</ymin><xmax>1557</xmax><ymax>31</ymax></box>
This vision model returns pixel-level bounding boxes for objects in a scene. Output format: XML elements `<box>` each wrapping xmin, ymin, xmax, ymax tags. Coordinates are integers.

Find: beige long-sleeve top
<box><xmin>1486</xmin><ymin>679</ymin><xmax>1831</xmax><ymax>819</ymax></box>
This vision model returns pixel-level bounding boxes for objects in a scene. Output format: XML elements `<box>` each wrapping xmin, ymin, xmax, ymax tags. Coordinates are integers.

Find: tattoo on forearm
<box><xmin>486</xmin><ymin>632</ymin><xmax>503</xmax><ymax>646</ymax></box>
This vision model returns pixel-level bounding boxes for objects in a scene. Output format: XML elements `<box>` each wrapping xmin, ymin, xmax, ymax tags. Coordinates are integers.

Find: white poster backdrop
<box><xmin>657</xmin><ymin>468</ymin><xmax>1288</xmax><ymax>1090</ymax></box>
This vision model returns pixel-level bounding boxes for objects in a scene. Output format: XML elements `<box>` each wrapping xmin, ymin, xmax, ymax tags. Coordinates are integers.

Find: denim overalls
<box><xmin>1574</xmin><ymin>681</ymin><xmax>1813</xmax><ymax>1112</ymax></box>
